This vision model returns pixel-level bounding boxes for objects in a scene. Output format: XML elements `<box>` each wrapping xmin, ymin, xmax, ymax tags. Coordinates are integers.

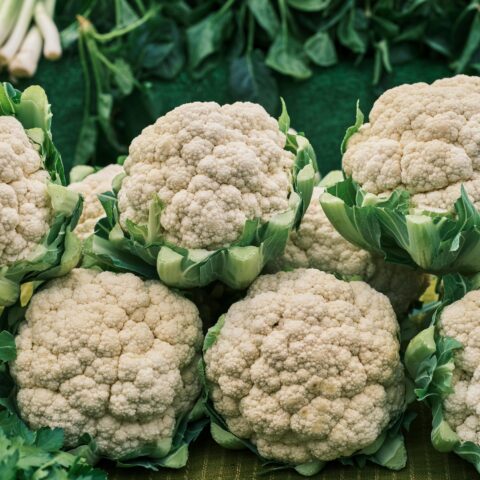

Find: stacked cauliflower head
<box><xmin>271</xmin><ymin>186</ymin><xmax>428</xmax><ymax>315</ymax></box>
<box><xmin>438</xmin><ymin>290</ymin><xmax>480</xmax><ymax>445</ymax></box>
<box><xmin>343</xmin><ymin>75</ymin><xmax>480</xmax><ymax>211</ymax></box>
<box><xmin>118</xmin><ymin>101</ymin><xmax>294</xmax><ymax>249</ymax></box>
<box><xmin>11</xmin><ymin>268</ymin><xmax>203</xmax><ymax>459</ymax></box>
<box><xmin>0</xmin><ymin>116</ymin><xmax>52</xmax><ymax>265</ymax></box>
<box><xmin>68</xmin><ymin>164</ymin><xmax>123</xmax><ymax>240</ymax></box>
<box><xmin>204</xmin><ymin>269</ymin><xmax>405</xmax><ymax>464</ymax></box>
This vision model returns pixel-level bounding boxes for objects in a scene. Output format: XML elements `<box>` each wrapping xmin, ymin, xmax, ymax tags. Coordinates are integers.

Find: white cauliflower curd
<box><xmin>0</xmin><ymin>115</ymin><xmax>52</xmax><ymax>265</ymax></box>
<box><xmin>270</xmin><ymin>186</ymin><xmax>427</xmax><ymax>315</ymax></box>
<box><xmin>204</xmin><ymin>268</ymin><xmax>406</xmax><ymax>464</ymax></box>
<box><xmin>68</xmin><ymin>164</ymin><xmax>123</xmax><ymax>239</ymax></box>
<box><xmin>118</xmin><ymin>101</ymin><xmax>295</xmax><ymax>250</ymax></box>
<box><xmin>343</xmin><ymin>75</ymin><xmax>480</xmax><ymax>211</ymax></box>
<box><xmin>10</xmin><ymin>268</ymin><xmax>203</xmax><ymax>459</ymax></box>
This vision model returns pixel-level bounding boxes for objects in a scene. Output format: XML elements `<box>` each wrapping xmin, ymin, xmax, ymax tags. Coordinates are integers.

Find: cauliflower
<box><xmin>0</xmin><ymin>115</ymin><xmax>52</xmax><ymax>265</ymax></box>
<box><xmin>320</xmin><ymin>76</ymin><xmax>480</xmax><ymax>275</ymax></box>
<box><xmin>10</xmin><ymin>268</ymin><xmax>204</xmax><ymax>461</ymax></box>
<box><xmin>439</xmin><ymin>292</ymin><xmax>480</xmax><ymax>445</ymax></box>
<box><xmin>89</xmin><ymin>101</ymin><xmax>316</xmax><ymax>289</ymax></box>
<box><xmin>0</xmin><ymin>84</ymin><xmax>82</xmax><ymax>307</ymax></box>
<box><xmin>204</xmin><ymin>269</ymin><xmax>406</xmax><ymax>468</ymax></box>
<box><xmin>405</xmin><ymin>274</ymin><xmax>480</xmax><ymax>473</ymax></box>
<box><xmin>269</xmin><ymin>186</ymin><xmax>427</xmax><ymax>315</ymax></box>
<box><xmin>68</xmin><ymin>164</ymin><xmax>123</xmax><ymax>240</ymax></box>
<box><xmin>342</xmin><ymin>75</ymin><xmax>480</xmax><ymax>211</ymax></box>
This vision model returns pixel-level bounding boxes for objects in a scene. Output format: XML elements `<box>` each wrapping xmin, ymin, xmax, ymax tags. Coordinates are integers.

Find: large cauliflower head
<box><xmin>118</xmin><ymin>101</ymin><xmax>294</xmax><ymax>250</ymax></box>
<box><xmin>439</xmin><ymin>290</ymin><xmax>480</xmax><ymax>445</ymax></box>
<box><xmin>11</xmin><ymin>268</ymin><xmax>203</xmax><ymax>459</ymax></box>
<box><xmin>204</xmin><ymin>269</ymin><xmax>405</xmax><ymax>464</ymax></box>
<box><xmin>0</xmin><ymin>116</ymin><xmax>53</xmax><ymax>265</ymax></box>
<box><xmin>270</xmin><ymin>187</ymin><xmax>427</xmax><ymax>315</ymax></box>
<box><xmin>68</xmin><ymin>164</ymin><xmax>123</xmax><ymax>240</ymax></box>
<box><xmin>343</xmin><ymin>75</ymin><xmax>480</xmax><ymax>211</ymax></box>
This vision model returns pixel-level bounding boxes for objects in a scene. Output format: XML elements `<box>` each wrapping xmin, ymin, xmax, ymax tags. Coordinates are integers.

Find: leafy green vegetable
<box><xmin>405</xmin><ymin>273</ymin><xmax>480</xmax><ymax>473</ymax></box>
<box><xmin>200</xmin><ymin>315</ymin><xmax>412</xmax><ymax>476</ymax></box>
<box><xmin>58</xmin><ymin>0</ymin><xmax>477</xmax><ymax>166</ymax></box>
<box><xmin>320</xmin><ymin>175</ymin><xmax>480</xmax><ymax>275</ymax></box>
<box><xmin>85</xmin><ymin>102</ymin><xmax>316</xmax><ymax>290</ymax></box>
<box><xmin>0</xmin><ymin>83</ymin><xmax>83</xmax><ymax>308</ymax></box>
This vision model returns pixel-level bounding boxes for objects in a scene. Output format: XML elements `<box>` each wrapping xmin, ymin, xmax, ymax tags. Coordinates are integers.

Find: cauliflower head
<box><xmin>118</xmin><ymin>101</ymin><xmax>294</xmax><ymax>250</ymax></box>
<box><xmin>438</xmin><ymin>290</ymin><xmax>480</xmax><ymax>445</ymax></box>
<box><xmin>343</xmin><ymin>75</ymin><xmax>480</xmax><ymax>211</ymax></box>
<box><xmin>68</xmin><ymin>164</ymin><xmax>123</xmax><ymax>240</ymax></box>
<box><xmin>270</xmin><ymin>187</ymin><xmax>427</xmax><ymax>315</ymax></box>
<box><xmin>204</xmin><ymin>269</ymin><xmax>405</xmax><ymax>464</ymax></box>
<box><xmin>0</xmin><ymin>116</ymin><xmax>53</xmax><ymax>265</ymax></box>
<box><xmin>10</xmin><ymin>268</ymin><xmax>203</xmax><ymax>460</ymax></box>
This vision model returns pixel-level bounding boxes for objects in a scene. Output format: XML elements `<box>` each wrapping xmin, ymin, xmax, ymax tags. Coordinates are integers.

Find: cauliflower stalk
<box><xmin>202</xmin><ymin>269</ymin><xmax>409</xmax><ymax>475</ymax></box>
<box><xmin>0</xmin><ymin>83</ymin><xmax>82</xmax><ymax>308</ymax></box>
<box><xmin>405</xmin><ymin>273</ymin><xmax>480</xmax><ymax>474</ymax></box>
<box><xmin>88</xmin><ymin>100</ymin><xmax>316</xmax><ymax>290</ymax></box>
<box><xmin>268</xmin><ymin>175</ymin><xmax>428</xmax><ymax>315</ymax></box>
<box><xmin>8</xmin><ymin>268</ymin><xmax>206</xmax><ymax>468</ymax></box>
<box><xmin>320</xmin><ymin>75</ymin><xmax>480</xmax><ymax>275</ymax></box>
<box><xmin>68</xmin><ymin>164</ymin><xmax>123</xmax><ymax>240</ymax></box>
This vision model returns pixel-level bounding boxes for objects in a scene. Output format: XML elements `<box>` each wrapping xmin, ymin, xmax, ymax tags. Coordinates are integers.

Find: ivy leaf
<box><xmin>287</xmin><ymin>0</ymin><xmax>332</xmax><ymax>11</ymax></box>
<box><xmin>229</xmin><ymin>50</ymin><xmax>279</xmax><ymax>113</ymax></box>
<box><xmin>247</xmin><ymin>0</ymin><xmax>279</xmax><ymax>39</ymax></box>
<box><xmin>0</xmin><ymin>332</ymin><xmax>15</xmax><ymax>362</ymax></box>
<box><xmin>266</xmin><ymin>32</ymin><xmax>312</xmax><ymax>79</ymax></box>
<box><xmin>304</xmin><ymin>31</ymin><xmax>337</xmax><ymax>67</ymax></box>
<box><xmin>186</xmin><ymin>9</ymin><xmax>233</xmax><ymax>72</ymax></box>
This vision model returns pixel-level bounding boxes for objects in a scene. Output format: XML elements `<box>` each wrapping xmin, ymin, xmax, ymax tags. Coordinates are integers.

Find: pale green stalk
<box><xmin>34</xmin><ymin>0</ymin><xmax>61</xmax><ymax>59</ymax></box>
<box><xmin>9</xmin><ymin>25</ymin><xmax>42</xmax><ymax>77</ymax></box>
<box><xmin>0</xmin><ymin>0</ymin><xmax>36</xmax><ymax>65</ymax></box>
<box><xmin>0</xmin><ymin>0</ymin><xmax>20</xmax><ymax>46</ymax></box>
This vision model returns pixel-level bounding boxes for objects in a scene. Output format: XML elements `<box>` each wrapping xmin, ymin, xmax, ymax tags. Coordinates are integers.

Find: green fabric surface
<box><xmin>103</xmin><ymin>405</ymin><xmax>476</xmax><ymax>479</ymax></box>
<box><xmin>8</xmin><ymin>55</ymin><xmax>451</xmax><ymax>175</ymax></box>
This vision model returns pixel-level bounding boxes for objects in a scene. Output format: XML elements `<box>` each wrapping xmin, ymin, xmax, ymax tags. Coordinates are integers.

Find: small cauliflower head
<box><xmin>11</xmin><ymin>268</ymin><xmax>203</xmax><ymax>459</ymax></box>
<box><xmin>343</xmin><ymin>75</ymin><xmax>480</xmax><ymax>211</ymax></box>
<box><xmin>118</xmin><ymin>101</ymin><xmax>294</xmax><ymax>250</ymax></box>
<box><xmin>204</xmin><ymin>269</ymin><xmax>405</xmax><ymax>464</ymax></box>
<box><xmin>439</xmin><ymin>290</ymin><xmax>480</xmax><ymax>445</ymax></box>
<box><xmin>68</xmin><ymin>164</ymin><xmax>123</xmax><ymax>240</ymax></box>
<box><xmin>0</xmin><ymin>116</ymin><xmax>53</xmax><ymax>265</ymax></box>
<box><xmin>270</xmin><ymin>186</ymin><xmax>427</xmax><ymax>315</ymax></box>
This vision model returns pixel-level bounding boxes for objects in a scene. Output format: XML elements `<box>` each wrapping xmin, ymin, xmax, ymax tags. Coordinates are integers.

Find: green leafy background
<box><xmin>12</xmin><ymin>53</ymin><xmax>450</xmax><ymax>176</ymax></box>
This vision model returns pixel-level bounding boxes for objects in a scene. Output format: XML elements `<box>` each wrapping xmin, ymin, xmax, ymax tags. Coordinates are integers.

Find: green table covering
<box><xmin>102</xmin><ymin>405</ymin><xmax>476</xmax><ymax>480</ymax></box>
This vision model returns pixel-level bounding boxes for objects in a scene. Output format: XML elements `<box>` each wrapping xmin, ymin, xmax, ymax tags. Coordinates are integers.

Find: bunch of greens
<box><xmin>57</xmin><ymin>0</ymin><xmax>480</xmax><ymax>167</ymax></box>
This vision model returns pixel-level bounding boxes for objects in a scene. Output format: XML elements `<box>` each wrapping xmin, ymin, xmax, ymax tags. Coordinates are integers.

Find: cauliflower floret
<box><xmin>204</xmin><ymin>269</ymin><xmax>405</xmax><ymax>464</ymax></box>
<box><xmin>439</xmin><ymin>290</ymin><xmax>480</xmax><ymax>444</ymax></box>
<box><xmin>269</xmin><ymin>187</ymin><xmax>427</xmax><ymax>315</ymax></box>
<box><xmin>343</xmin><ymin>75</ymin><xmax>480</xmax><ymax>211</ymax></box>
<box><xmin>117</xmin><ymin>101</ymin><xmax>294</xmax><ymax>250</ymax></box>
<box><xmin>0</xmin><ymin>116</ymin><xmax>52</xmax><ymax>265</ymax></box>
<box><xmin>68</xmin><ymin>164</ymin><xmax>123</xmax><ymax>240</ymax></box>
<box><xmin>10</xmin><ymin>268</ymin><xmax>203</xmax><ymax>459</ymax></box>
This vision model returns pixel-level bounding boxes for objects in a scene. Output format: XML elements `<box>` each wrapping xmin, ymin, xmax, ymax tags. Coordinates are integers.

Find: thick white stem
<box><xmin>0</xmin><ymin>0</ymin><xmax>37</xmax><ymax>65</ymax></box>
<box><xmin>34</xmin><ymin>0</ymin><xmax>61</xmax><ymax>60</ymax></box>
<box><xmin>0</xmin><ymin>0</ymin><xmax>20</xmax><ymax>46</ymax></box>
<box><xmin>9</xmin><ymin>25</ymin><xmax>43</xmax><ymax>78</ymax></box>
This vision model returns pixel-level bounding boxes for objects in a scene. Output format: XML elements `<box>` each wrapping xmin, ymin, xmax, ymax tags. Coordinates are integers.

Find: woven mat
<box><xmin>104</xmin><ymin>405</ymin><xmax>477</xmax><ymax>479</ymax></box>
